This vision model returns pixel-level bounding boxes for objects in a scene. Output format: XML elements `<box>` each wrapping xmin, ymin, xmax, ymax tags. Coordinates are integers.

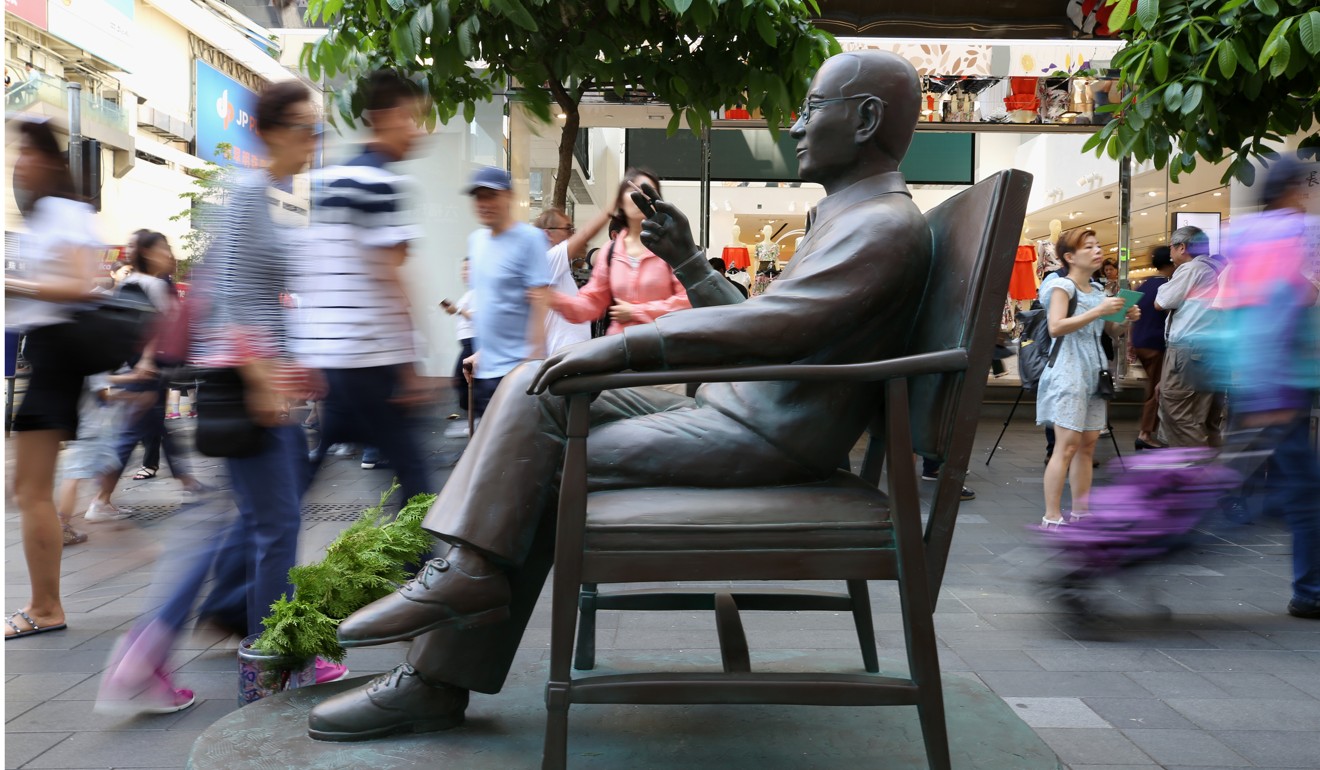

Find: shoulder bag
<box><xmin>193</xmin><ymin>367</ymin><xmax>267</xmax><ymax>457</ymax></box>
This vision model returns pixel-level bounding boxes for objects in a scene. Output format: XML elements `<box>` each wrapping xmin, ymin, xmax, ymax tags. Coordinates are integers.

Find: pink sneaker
<box><xmin>95</xmin><ymin>666</ymin><xmax>195</xmax><ymax>715</ymax></box>
<box><xmin>139</xmin><ymin>670</ymin><xmax>195</xmax><ymax>714</ymax></box>
<box><xmin>314</xmin><ymin>658</ymin><xmax>349</xmax><ymax>684</ymax></box>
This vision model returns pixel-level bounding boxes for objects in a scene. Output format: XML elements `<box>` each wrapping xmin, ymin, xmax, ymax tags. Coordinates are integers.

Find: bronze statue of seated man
<box><xmin>308</xmin><ymin>49</ymin><xmax>933</xmax><ymax>742</ymax></box>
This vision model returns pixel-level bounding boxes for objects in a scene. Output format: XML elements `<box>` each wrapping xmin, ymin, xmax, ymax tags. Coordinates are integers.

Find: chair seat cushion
<box><xmin>584</xmin><ymin>471</ymin><xmax>893</xmax><ymax>551</ymax></box>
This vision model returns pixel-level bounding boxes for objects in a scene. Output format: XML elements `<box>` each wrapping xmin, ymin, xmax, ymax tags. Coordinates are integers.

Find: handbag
<box><xmin>193</xmin><ymin>368</ymin><xmax>267</xmax><ymax>458</ymax></box>
<box><xmin>1094</xmin><ymin>335</ymin><xmax>1116</xmax><ymax>401</ymax></box>
<box><xmin>63</xmin><ymin>292</ymin><xmax>156</xmax><ymax>376</ymax></box>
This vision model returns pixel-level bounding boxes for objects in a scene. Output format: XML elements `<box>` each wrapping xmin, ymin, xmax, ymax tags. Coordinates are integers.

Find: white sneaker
<box><xmin>443</xmin><ymin>422</ymin><xmax>471</xmax><ymax>438</ymax></box>
<box><xmin>85</xmin><ymin>500</ymin><xmax>131</xmax><ymax>522</ymax></box>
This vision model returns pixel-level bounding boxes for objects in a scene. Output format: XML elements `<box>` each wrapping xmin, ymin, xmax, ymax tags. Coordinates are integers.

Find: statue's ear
<box><xmin>853</xmin><ymin>96</ymin><xmax>884</xmax><ymax>146</ymax></box>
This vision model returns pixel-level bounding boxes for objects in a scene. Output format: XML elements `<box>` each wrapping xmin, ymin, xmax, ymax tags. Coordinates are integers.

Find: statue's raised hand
<box><xmin>631</xmin><ymin>182</ymin><xmax>698</xmax><ymax>271</ymax></box>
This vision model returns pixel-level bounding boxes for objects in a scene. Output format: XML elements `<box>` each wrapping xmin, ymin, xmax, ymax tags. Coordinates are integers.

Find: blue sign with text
<box><xmin>195</xmin><ymin>60</ymin><xmax>266</xmax><ymax>169</ymax></box>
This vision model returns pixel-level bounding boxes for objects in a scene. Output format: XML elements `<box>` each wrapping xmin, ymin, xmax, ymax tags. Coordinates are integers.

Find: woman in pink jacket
<box><xmin>548</xmin><ymin>168</ymin><xmax>690</xmax><ymax>334</ymax></box>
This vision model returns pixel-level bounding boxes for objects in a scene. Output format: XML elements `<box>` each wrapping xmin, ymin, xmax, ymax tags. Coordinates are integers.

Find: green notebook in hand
<box><xmin>1101</xmin><ymin>289</ymin><xmax>1143</xmax><ymax>323</ymax></box>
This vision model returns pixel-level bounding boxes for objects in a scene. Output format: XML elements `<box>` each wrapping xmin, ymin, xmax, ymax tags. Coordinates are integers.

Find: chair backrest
<box><xmin>901</xmin><ymin>170</ymin><xmax>1031</xmax><ymax>596</ymax></box>
<box><xmin>908</xmin><ymin>169</ymin><xmax>1032</xmax><ymax>462</ymax></box>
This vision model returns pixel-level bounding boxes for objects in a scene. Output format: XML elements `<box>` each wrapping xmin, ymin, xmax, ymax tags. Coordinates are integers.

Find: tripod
<box><xmin>985</xmin><ymin>386</ymin><xmax>1123</xmax><ymax>467</ymax></box>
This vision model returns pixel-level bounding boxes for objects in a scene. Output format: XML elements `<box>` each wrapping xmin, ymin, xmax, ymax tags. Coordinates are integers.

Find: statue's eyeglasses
<box><xmin>797</xmin><ymin>94</ymin><xmax>885</xmax><ymax>125</ymax></box>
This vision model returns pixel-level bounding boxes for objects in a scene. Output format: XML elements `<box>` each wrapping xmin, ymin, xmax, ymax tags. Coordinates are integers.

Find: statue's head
<box><xmin>791</xmin><ymin>51</ymin><xmax>920</xmax><ymax>191</ymax></box>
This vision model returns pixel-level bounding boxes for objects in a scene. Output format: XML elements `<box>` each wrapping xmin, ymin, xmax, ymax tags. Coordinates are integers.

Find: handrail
<box><xmin>546</xmin><ymin>349</ymin><xmax>969</xmax><ymax>396</ymax></box>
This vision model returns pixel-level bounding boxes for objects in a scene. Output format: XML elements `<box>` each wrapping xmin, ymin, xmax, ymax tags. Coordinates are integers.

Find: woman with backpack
<box><xmin>1037</xmin><ymin>228</ymin><xmax>1139</xmax><ymax>528</ymax></box>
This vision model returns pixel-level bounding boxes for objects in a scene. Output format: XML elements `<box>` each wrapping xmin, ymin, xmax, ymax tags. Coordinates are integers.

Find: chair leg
<box><xmin>573</xmin><ymin>583</ymin><xmax>599</xmax><ymax>671</ymax></box>
<box><xmin>900</xmin><ymin>576</ymin><xmax>950</xmax><ymax>770</ymax></box>
<box><xmin>846</xmin><ymin>580</ymin><xmax>880</xmax><ymax>674</ymax></box>
<box><xmin>542</xmin><ymin>683</ymin><xmax>570</xmax><ymax>770</ymax></box>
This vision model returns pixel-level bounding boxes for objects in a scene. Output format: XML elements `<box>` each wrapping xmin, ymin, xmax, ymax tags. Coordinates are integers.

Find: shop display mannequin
<box><xmin>1036</xmin><ymin>218</ymin><xmax>1064</xmax><ymax>281</ymax></box>
<box><xmin>307</xmin><ymin>49</ymin><xmax>933</xmax><ymax>743</ymax></box>
<box><xmin>722</xmin><ymin>225</ymin><xmax>752</xmax><ymax>269</ymax></box>
<box><xmin>1008</xmin><ymin>225</ymin><xmax>1038</xmax><ymax>304</ymax></box>
<box><xmin>754</xmin><ymin>224</ymin><xmax>780</xmax><ymax>270</ymax></box>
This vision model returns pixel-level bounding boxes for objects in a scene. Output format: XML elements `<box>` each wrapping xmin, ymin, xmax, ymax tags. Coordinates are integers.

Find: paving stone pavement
<box><xmin>5</xmin><ymin>394</ymin><xmax>1319</xmax><ymax>769</ymax></box>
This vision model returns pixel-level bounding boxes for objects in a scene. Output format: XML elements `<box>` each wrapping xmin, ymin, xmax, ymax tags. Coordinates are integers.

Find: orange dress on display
<box><xmin>721</xmin><ymin>246</ymin><xmax>752</xmax><ymax>269</ymax></box>
<box><xmin>1008</xmin><ymin>244</ymin><xmax>1039</xmax><ymax>301</ymax></box>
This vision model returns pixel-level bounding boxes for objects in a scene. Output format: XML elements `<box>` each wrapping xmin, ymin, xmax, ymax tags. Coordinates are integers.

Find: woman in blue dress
<box><xmin>1037</xmin><ymin>228</ymin><xmax>1139</xmax><ymax>528</ymax></box>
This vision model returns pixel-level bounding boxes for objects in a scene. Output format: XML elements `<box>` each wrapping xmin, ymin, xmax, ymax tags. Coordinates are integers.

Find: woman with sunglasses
<box><xmin>95</xmin><ymin>80</ymin><xmax>340</xmax><ymax>714</ymax></box>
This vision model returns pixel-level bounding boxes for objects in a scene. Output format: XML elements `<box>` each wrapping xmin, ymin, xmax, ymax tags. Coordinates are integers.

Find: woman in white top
<box><xmin>1036</xmin><ymin>229</ymin><xmax>1138</xmax><ymax>528</ymax></box>
<box><xmin>4</xmin><ymin>118</ymin><xmax>101</xmax><ymax>640</ymax></box>
<box><xmin>87</xmin><ymin>232</ymin><xmax>204</xmax><ymax>521</ymax></box>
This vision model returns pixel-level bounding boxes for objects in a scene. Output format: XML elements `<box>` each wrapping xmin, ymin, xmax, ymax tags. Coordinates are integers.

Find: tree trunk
<box><xmin>552</xmin><ymin>100</ymin><xmax>580</xmax><ymax>212</ymax></box>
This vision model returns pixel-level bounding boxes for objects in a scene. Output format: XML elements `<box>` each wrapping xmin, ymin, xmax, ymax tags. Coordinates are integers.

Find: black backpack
<box><xmin>1016</xmin><ymin>293</ymin><xmax>1077</xmax><ymax>390</ymax></box>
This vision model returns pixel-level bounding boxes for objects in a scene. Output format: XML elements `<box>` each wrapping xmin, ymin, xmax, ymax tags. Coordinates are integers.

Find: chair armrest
<box><xmin>547</xmin><ymin>349</ymin><xmax>969</xmax><ymax>396</ymax></box>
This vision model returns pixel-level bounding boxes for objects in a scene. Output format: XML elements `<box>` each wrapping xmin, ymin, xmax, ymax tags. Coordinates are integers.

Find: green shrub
<box><xmin>251</xmin><ymin>485</ymin><xmax>435</xmax><ymax>663</ymax></box>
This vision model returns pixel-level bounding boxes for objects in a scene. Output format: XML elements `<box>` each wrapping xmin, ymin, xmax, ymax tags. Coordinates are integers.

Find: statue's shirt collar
<box><xmin>808</xmin><ymin>172</ymin><xmax>911</xmax><ymax>232</ymax></box>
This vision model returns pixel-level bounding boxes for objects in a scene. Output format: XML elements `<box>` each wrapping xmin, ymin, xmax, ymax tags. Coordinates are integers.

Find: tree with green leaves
<box><xmin>301</xmin><ymin>0</ymin><xmax>838</xmax><ymax>209</ymax></box>
<box><xmin>169</xmin><ymin>142</ymin><xmax>232</xmax><ymax>278</ymax></box>
<box><xmin>1087</xmin><ymin>0</ymin><xmax>1320</xmax><ymax>184</ymax></box>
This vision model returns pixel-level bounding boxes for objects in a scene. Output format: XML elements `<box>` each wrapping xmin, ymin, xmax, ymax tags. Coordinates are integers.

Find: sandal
<box><xmin>131</xmin><ymin>467</ymin><xmax>158</xmax><ymax>481</ymax></box>
<box><xmin>5</xmin><ymin>610</ymin><xmax>67</xmax><ymax>640</ymax></box>
<box><xmin>62</xmin><ymin>522</ymin><xmax>88</xmax><ymax>546</ymax></box>
<box><xmin>1038</xmin><ymin>515</ymin><xmax>1067</xmax><ymax>531</ymax></box>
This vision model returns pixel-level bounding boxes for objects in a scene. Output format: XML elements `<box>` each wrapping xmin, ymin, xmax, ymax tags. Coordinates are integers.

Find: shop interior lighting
<box><xmin>1146</xmin><ymin>191</ymin><xmax>1159</xmax><ymax>197</ymax></box>
<box><xmin>1179</xmin><ymin>203</ymin><xmax>1188</xmax><ymax>208</ymax></box>
<box><xmin>1139</xmin><ymin>211</ymin><xmax>1147</xmax><ymax>216</ymax></box>
<box><xmin>1213</xmin><ymin>192</ymin><xmax>1222</xmax><ymax>197</ymax></box>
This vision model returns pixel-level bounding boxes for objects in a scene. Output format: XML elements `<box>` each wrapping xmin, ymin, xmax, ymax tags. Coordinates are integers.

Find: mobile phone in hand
<box><xmin>440</xmin><ymin>299</ymin><xmax>453</xmax><ymax>309</ymax></box>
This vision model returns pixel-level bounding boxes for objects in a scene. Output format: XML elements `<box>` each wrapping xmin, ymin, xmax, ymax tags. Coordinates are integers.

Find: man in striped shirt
<box><xmin>293</xmin><ymin>70</ymin><xmax>432</xmax><ymax>504</ymax></box>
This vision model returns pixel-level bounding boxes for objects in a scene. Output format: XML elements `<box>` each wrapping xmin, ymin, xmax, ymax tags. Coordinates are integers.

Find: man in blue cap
<box><xmin>463</xmin><ymin>166</ymin><xmax>551</xmax><ymax>421</ymax></box>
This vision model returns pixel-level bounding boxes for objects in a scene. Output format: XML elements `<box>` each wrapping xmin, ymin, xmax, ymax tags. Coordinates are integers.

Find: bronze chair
<box><xmin>542</xmin><ymin>169</ymin><xmax>1032</xmax><ymax>770</ymax></box>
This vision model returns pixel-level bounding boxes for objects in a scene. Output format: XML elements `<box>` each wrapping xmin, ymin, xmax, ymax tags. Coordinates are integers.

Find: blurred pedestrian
<box><xmin>1037</xmin><ymin>228</ymin><xmax>1138</xmax><ymax>527</ymax></box>
<box><xmin>53</xmin><ymin>371</ymin><xmax>148</xmax><ymax>544</ymax></box>
<box><xmin>1217</xmin><ymin>156</ymin><xmax>1320</xmax><ymax>619</ymax></box>
<box><xmin>108</xmin><ymin>259</ymin><xmax>133</xmax><ymax>289</ymax></box>
<box><xmin>536</xmin><ymin>204</ymin><xmax>613</xmax><ymax>354</ymax></box>
<box><xmin>5</xmin><ymin>117</ymin><xmax>101</xmax><ymax>639</ymax></box>
<box><xmin>86</xmin><ymin>232</ymin><xmax>204</xmax><ymax>522</ymax></box>
<box><xmin>1096</xmin><ymin>258</ymin><xmax>1121</xmax><ymax>295</ymax></box>
<box><xmin>296</xmin><ymin>70</ymin><xmax>432</xmax><ymax>501</ymax></box>
<box><xmin>1155</xmin><ymin>225</ymin><xmax>1226</xmax><ymax>447</ymax></box>
<box><xmin>96</xmin><ymin>80</ymin><xmax>338</xmax><ymax>713</ymax></box>
<box><xmin>546</xmin><ymin>168</ymin><xmax>690</xmax><ymax>336</ymax></box>
<box><xmin>1132</xmin><ymin>246</ymin><xmax>1176</xmax><ymax>449</ymax></box>
<box><xmin>708</xmin><ymin>257</ymin><xmax>750</xmax><ymax>299</ymax></box>
<box><xmin>440</xmin><ymin>259</ymin><xmax>475</xmax><ymax>436</ymax></box>
<box><xmin>463</xmin><ymin>165</ymin><xmax>552</xmax><ymax>420</ymax></box>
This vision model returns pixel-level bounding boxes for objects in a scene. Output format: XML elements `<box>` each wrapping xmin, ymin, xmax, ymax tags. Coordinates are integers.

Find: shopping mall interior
<box><xmin>509</xmin><ymin>37</ymin><xmax>1246</xmax><ymax>391</ymax></box>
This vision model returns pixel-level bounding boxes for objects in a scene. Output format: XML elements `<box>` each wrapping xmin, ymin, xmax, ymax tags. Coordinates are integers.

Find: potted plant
<box><xmin>237</xmin><ymin>485</ymin><xmax>434</xmax><ymax>705</ymax></box>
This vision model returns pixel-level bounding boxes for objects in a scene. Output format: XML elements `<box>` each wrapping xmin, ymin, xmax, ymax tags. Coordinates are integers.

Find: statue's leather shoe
<box><xmin>307</xmin><ymin>664</ymin><xmax>468</xmax><ymax>741</ymax></box>
<box><xmin>337</xmin><ymin>544</ymin><xmax>511</xmax><ymax>647</ymax></box>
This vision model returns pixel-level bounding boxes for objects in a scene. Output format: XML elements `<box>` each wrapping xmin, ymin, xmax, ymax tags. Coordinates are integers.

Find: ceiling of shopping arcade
<box><xmin>1023</xmin><ymin>162</ymin><xmax>1230</xmax><ymax>269</ymax></box>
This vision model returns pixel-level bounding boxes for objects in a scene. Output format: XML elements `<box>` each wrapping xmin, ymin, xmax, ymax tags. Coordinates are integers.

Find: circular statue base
<box><xmin>189</xmin><ymin>652</ymin><xmax>1061</xmax><ymax>769</ymax></box>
